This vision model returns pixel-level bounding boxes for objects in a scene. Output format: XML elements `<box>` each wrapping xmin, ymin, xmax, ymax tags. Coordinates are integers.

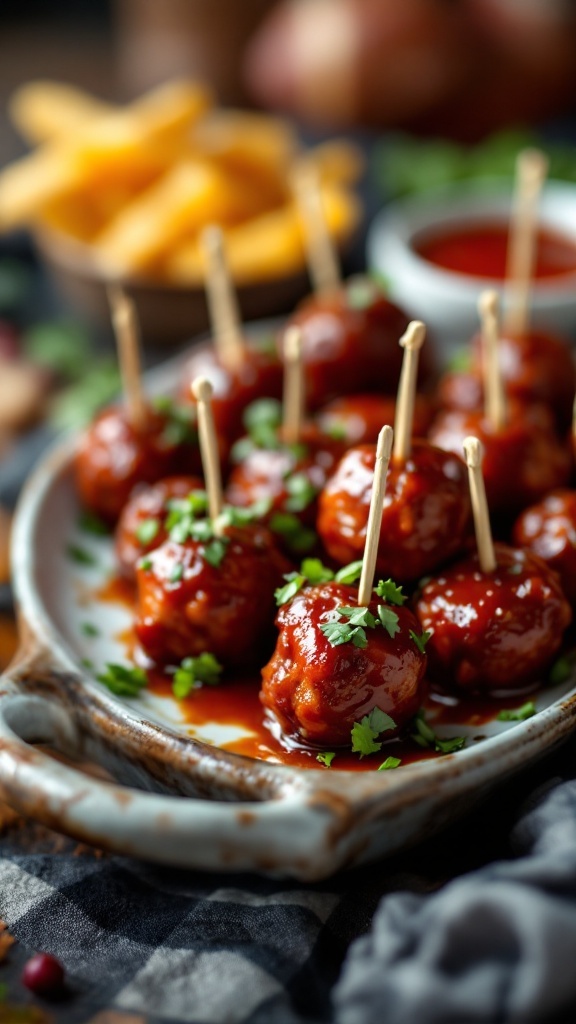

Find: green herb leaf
<box><xmin>410</xmin><ymin>711</ymin><xmax>465</xmax><ymax>755</ymax></box>
<box><xmin>351</xmin><ymin>706</ymin><xmax>396</xmax><ymax>758</ymax></box>
<box><xmin>334</xmin><ymin>560</ymin><xmax>364</xmax><ymax>585</ymax></box>
<box><xmin>97</xmin><ymin>663</ymin><xmax>147</xmax><ymax>696</ymax></box>
<box><xmin>320</xmin><ymin>621</ymin><xmax>368</xmax><ymax>648</ymax></box>
<box><xmin>66</xmin><ymin>543</ymin><xmax>97</xmax><ymax>567</ymax></box>
<box><xmin>80</xmin><ymin>622</ymin><xmax>100</xmax><ymax>638</ymax></box>
<box><xmin>203</xmin><ymin>538</ymin><xmax>229</xmax><ymax>568</ymax></box>
<box><xmin>377</xmin><ymin>605</ymin><xmax>400</xmax><ymax>638</ymax></box>
<box><xmin>275</xmin><ymin>572</ymin><xmax>306</xmax><ymax>606</ymax></box>
<box><xmin>24</xmin><ymin>319</ymin><xmax>91</xmax><ymax>380</ymax></box>
<box><xmin>300</xmin><ymin>558</ymin><xmax>334</xmax><ymax>585</ymax></box>
<box><xmin>80</xmin><ymin>657</ymin><xmax>94</xmax><ymax>671</ymax></box>
<box><xmin>284</xmin><ymin>472</ymin><xmax>318</xmax><ymax>513</ymax></box>
<box><xmin>548</xmin><ymin>650</ymin><xmax>576</xmax><ymax>686</ymax></box>
<box><xmin>135</xmin><ymin>517</ymin><xmax>160</xmax><ymax>546</ymax></box>
<box><xmin>78</xmin><ymin>510</ymin><xmax>110</xmax><ymax>536</ymax></box>
<box><xmin>378</xmin><ymin>756</ymin><xmax>401</xmax><ymax>770</ymax></box>
<box><xmin>316</xmin><ymin>751</ymin><xmax>336</xmax><ymax>768</ymax></box>
<box><xmin>172</xmin><ymin>652</ymin><xmax>223</xmax><ymax>698</ymax></box>
<box><xmin>409</xmin><ymin>629</ymin><xmax>432</xmax><ymax>654</ymax></box>
<box><xmin>374</xmin><ymin>579</ymin><xmax>406</xmax><ymax>605</ymax></box>
<box><xmin>51</xmin><ymin>357</ymin><xmax>121</xmax><ymax>430</ymax></box>
<box><xmin>269</xmin><ymin>512</ymin><xmax>317</xmax><ymax>554</ymax></box>
<box><xmin>153</xmin><ymin>397</ymin><xmax>197</xmax><ymax>447</ymax></box>
<box><xmin>244</xmin><ymin>397</ymin><xmax>282</xmax><ymax>433</ymax></box>
<box><xmin>169</xmin><ymin>563</ymin><xmax>184</xmax><ymax>583</ymax></box>
<box><xmin>138</xmin><ymin>556</ymin><xmax>153</xmax><ymax>571</ymax></box>
<box><xmin>346</xmin><ymin>275</ymin><xmax>381</xmax><ymax>310</ymax></box>
<box><xmin>323</xmin><ymin>421</ymin><xmax>348</xmax><ymax>442</ymax></box>
<box><xmin>338</xmin><ymin>605</ymin><xmax>378</xmax><ymax>628</ymax></box>
<box><xmin>497</xmin><ymin>701</ymin><xmax>537</xmax><ymax>722</ymax></box>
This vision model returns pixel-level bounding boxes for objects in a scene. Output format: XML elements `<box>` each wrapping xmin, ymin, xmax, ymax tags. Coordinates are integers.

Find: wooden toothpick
<box><xmin>504</xmin><ymin>148</ymin><xmax>548</xmax><ymax>337</ymax></box>
<box><xmin>463</xmin><ymin>436</ymin><xmax>496</xmax><ymax>574</ymax></box>
<box><xmin>292</xmin><ymin>161</ymin><xmax>341</xmax><ymax>296</ymax></box>
<box><xmin>358</xmin><ymin>425</ymin><xmax>394</xmax><ymax>607</ymax></box>
<box><xmin>201</xmin><ymin>225</ymin><xmax>245</xmax><ymax>373</ymax></box>
<box><xmin>393</xmin><ymin>321</ymin><xmax>426</xmax><ymax>463</ymax></box>
<box><xmin>478</xmin><ymin>290</ymin><xmax>506</xmax><ymax>431</ymax></box>
<box><xmin>107</xmin><ymin>284</ymin><xmax>147</xmax><ymax>432</ymax></box>
<box><xmin>282</xmin><ymin>325</ymin><xmax>305</xmax><ymax>446</ymax></box>
<box><xmin>191</xmin><ymin>376</ymin><xmax>224</xmax><ymax>530</ymax></box>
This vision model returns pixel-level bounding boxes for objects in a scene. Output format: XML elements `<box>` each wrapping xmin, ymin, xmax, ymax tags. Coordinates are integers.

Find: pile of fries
<box><xmin>0</xmin><ymin>80</ymin><xmax>362</xmax><ymax>286</ymax></box>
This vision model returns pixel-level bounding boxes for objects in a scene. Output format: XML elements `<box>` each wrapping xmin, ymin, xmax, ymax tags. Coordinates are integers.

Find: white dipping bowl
<box><xmin>367</xmin><ymin>180</ymin><xmax>576</xmax><ymax>361</ymax></box>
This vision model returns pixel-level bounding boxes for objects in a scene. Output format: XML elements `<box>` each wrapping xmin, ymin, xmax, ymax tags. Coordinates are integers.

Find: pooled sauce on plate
<box><xmin>98</xmin><ymin>576</ymin><xmax>535</xmax><ymax>772</ymax></box>
<box><xmin>414</xmin><ymin>220</ymin><xmax>576</xmax><ymax>280</ymax></box>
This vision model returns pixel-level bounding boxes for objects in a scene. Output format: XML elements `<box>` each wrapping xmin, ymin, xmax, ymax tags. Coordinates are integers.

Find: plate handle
<box><xmin>0</xmin><ymin>680</ymin><xmax>343</xmax><ymax>879</ymax></box>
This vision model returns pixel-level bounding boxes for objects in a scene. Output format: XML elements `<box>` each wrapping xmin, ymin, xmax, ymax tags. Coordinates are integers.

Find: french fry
<box><xmin>9</xmin><ymin>81</ymin><xmax>115</xmax><ymax>144</ymax></box>
<box><xmin>0</xmin><ymin>80</ymin><xmax>212</xmax><ymax>230</ymax></box>
<box><xmin>192</xmin><ymin>110</ymin><xmax>298</xmax><ymax>179</ymax></box>
<box><xmin>92</xmin><ymin>159</ymin><xmax>232</xmax><ymax>274</ymax></box>
<box><xmin>168</xmin><ymin>183</ymin><xmax>362</xmax><ymax>285</ymax></box>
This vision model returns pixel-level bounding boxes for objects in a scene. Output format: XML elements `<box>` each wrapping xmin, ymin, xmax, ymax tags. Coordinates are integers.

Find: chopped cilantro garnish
<box><xmin>338</xmin><ymin>605</ymin><xmax>378</xmax><ymax>628</ymax></box>
<box><xmin>216</xmin><ymin>499</ymin><xmax>272</xmax><ymax>530</ymax></box>
<box><xmin>334</xmin><ymin>560</ymin><xmax>364</xmax><ymax>585</ymax></box>
<box><xmin>165</xmin><ymin>493</ymin><xmax>208</xmax><ymax>543</ymax></box>
<box><xmin>169</xmin><ymin>563</ymin><xmax>184</xmax><ymax>583</ymax></box>
<box><xmin>136</xmin><ymin>517</ymin><xmax>160</xmax><ymax>546</ymax></box>
<box><xmin>316</xmin><ymin>751</ymin><xmax>336</xmax><ymax>768</ymax></box>
<box><xmin>275</xmin><ymin>572</ymin><xmax>306</xmax><ymax>606</ymax></box>
<box><xmin>508</xmin><ymin>563</ymin><xmax>523</xmax><ymax>576</ymax></box>
<box><xmin>153</xmin><ymin>396</ymin><xmax>197</xmax><ymax>447</ymax></box>
<box><xmin>410</xmin><ymin>711</ymin><xmax>465</xmax><ymax>755</ymax></box>
<box><xmin>497</xmin><ymin>701</ymin><xmax>537</xmax><ymax>722</ymax></box>
<box><xmin>97</xmin><ymin>663</ymin><xmax>147</xmax><ymax>697</ymax></box>
<box><xmin>139</xmin><ymin>556</ymin><xmax>152</xmax><ymax>571</ymax></box>
<box><xmin>548</xmin><ymin>650</ymin><xmax>576</xmax><ymax>686</ymax></box>
<box><xmin>203</xmin><ymin>538</ymin><xmax>229</xmax><ymax>568</ymax></box>
<box><xmin>320</xmin><ymin>620</ymin><xmax>368</xmax><ymax>648</ymax></box>
<box><xmin>80</xmin><ymin>622</ymin><xmax>100</xmax><ymax>638</ymax></box>
<box><xmin>171</xmin><ymin>653</ymin><xmax>223</xmax><ymax>699</ymax></box>
<box><xmin>374</xmin><ymin>579</ymin><xmax>406</xmax><ymax>605</ymax></box>
<box><xmin>300</xmin><ymin>558</ymin><xmax>334</xmax><ymax>585</ymax></box>
<box><xmin>284</xmin><ymin>472</ymin><xmax>318</xmax><ymax>513</ymax></box>
<box><xmin>78</xmin><ymin>510</ymin><xmax>109</xmax><ymax>536</ymax></box>
<box><xmin>409</xmin><ymin>629</ymin><xmax>432</xmax><ymax>654</ymax></box>
<box><xmin>377</xmin><ymin>606</ymin><xmax>400</xmax><ymax>638</ymax></box>
<box><xmin>346</xmin><ymin>275</ymin><xmax>381</xmax><ymax>310</ymax></box>
<box><xmin>80</xmin><ymin>657</ymin><xmax>94</xmax><ymax>671</ymax></box>
<box><xmin>269</xmin><ymin>512</ymin><xmax>317</xmax><ymax>554</ymax></box>
<box><xmin>378</xmin><ymin>756</ymin><xmax>401</xmax><ymax>770</ymax></box>
<box><xmin>324</xmin><ymin>421</ymin><xmax>348</xmax><ymax>442</ymax></box>
<box><xmin>351</xmin><ymin>707</ymin><xmax>396</xmax><ymax>757</ymax></box>
<box><xmin>244</xmin><ymin>397</ymin><xmax>282</xmax><ymax>434</ymax></box>
<box><xmin>66</xmin><ymin>543</ymin><xmax>97</xmax><ymax>567</ymax></box>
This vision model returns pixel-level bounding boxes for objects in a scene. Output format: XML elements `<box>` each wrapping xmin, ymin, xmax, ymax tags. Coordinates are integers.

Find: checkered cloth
<box><xmin>2</xmin><ymin>737</ymin><xmax>576</xmax><ymax>1024</ymax></box>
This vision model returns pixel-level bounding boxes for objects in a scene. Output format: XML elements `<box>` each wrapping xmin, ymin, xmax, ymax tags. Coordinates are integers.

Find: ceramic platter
<box><xmin>1</xmin><ymin>331</ymin><xmax>576</xmax><ymax>880</ymax></box>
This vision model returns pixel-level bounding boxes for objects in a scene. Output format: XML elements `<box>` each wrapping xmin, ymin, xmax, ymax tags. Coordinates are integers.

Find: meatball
<box><xmin>135</xmin><ymin>523</ymin><xmax>287</xmax><ymax>668</ymax></box>
<box><xmin>414</xmin><ymin>543</ymin><xmax>571</xmax><ymax>695</ymax></box>
<box><xmin>115</xmin><ymin>475</ymin><xmax>205</xmax><ymax>580</ymax></box>
<box><xmin>75</xmin><ymin>402</ymin><xmax>201</xmax><ymax>524</ymax></box>
<box><xmin>180</xmin><ymin>339</ymin><xmax>282</xmax><ymax>444</ymax></box>
<box><xmin>317</xmin><ymin>439</ymin><xmax>471</xmax><ymax>584</ymax></box>
<box><xmin>316</xmin><ymin>393</ymin><xmax>435</xmax><ymax>446</ymax></box>
<box><xmin>261</xmin><ymin>582</ymin><xmax>428</xmax><ymax>747</ymax></box>
<box><xmin>278</xmin><ymin>278</ymin><xmax>434</xmax><ymax>409</ymax></box>
<box><xmin>513</xmin><ymin>489</ymin><xmax>576</xmax><ymax>606</ymax></box>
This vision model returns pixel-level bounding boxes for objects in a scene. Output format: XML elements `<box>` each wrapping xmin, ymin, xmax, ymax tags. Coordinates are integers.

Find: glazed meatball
<box><xmin>414</xmin><ymin>543</ymin><xmax>571</xmax><ymax>695</ymax></box>
<box><xmin>261</xmin><ymin>582</ymin><xmax>427</xmax><ymax>747</ymax></box>
<box><xmin>513</xmin><ymin>489</ymin><xmax>576</xmax><ymax>606</ymax></box>
<box><xmin>318</xmin><ymin>439</ymin><xmax>471</xmax><ymax>584</ymax></box>
<box><xmin>115</xmin><ymin>475</ymin><xmax>205</xmax><ymax>580</ymax></box>
<box><xmin>135</xmin><ymin>523</ymin><xmax>287</xmax><ymax>668</ymax></box>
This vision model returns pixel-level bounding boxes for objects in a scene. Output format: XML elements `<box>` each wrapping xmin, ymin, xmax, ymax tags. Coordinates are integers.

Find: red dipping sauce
<box><xmin>414</xmin><ymin>220</ymin><xmax>576</xmax><ymax>281</ymax></box>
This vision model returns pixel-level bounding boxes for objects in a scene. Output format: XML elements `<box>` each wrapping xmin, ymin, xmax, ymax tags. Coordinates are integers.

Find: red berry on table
<box><xmin>22</xmin><ymin>952</ymin><xmax>65</xmax><ymax>996</ymax></box>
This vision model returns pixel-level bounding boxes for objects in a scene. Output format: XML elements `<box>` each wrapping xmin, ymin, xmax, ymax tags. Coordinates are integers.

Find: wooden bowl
<box><xmin>35</xmin><ymin>227</ymin><xmax>311</xmax><ymax>346</ymax></box>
